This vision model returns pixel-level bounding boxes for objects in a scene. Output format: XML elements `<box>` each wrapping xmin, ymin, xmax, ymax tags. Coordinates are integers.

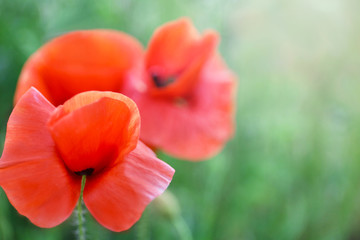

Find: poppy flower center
<box><xmin>74</xmin><ymin>168</ymin><xmax>95</xmax><ymax>176</ymax></box>
<box><xmin>151</xmin><ymin>73</ymin><xmax>176</xmax><ymax>88</ymax></box>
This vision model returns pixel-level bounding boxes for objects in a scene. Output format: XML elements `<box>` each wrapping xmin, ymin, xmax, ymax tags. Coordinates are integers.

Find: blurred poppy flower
<box><xmin>0</xmin><ymin>88</ymin><xmax>174</xmax><ymax>232</ymax></box>
<box><xmin>14</xmin><ymin>30</ymin><xmax>143</xmax><ymax>106</ymax></box>
<box><xmin>126</xmin><ymin>18</ymin><xmax>237</xmax><ymax>160</ymax></box>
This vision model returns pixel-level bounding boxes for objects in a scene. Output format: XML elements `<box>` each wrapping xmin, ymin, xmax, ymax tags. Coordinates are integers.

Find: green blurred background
<box><xmin>1</xmin><ymin>0</ymin><xmax>360</xmax><ymax>239</ymax></box>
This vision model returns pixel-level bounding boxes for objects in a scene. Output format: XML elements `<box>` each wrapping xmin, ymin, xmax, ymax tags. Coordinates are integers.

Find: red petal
<box><xmin>145</xmin><ymin>18</ymin><xmax>218</xmax><ymax>97</ymax></box>
<box><xmin>15</xmin><ymin>30</ymin><xmax>143</xmax><ymax>106</ymax></box>
<box><xmin>83</xmin><ymin>141</ymin><xmax>174</xmax><ymax>232</ymax></box>
<box><xmin>0</xmin><ymin>88</ymin><xmax>80</xmax><ymax>227</ymax></box>
<box><xmin>133</xmin><ymin>55</ymin><xmax>236</xmax><ymax>160</ymax></box>
<box><xmin>13</xmin><ymin>53</ymin><xmax>51</xmax><ymax>106</ymax></box>
<box><xmin>146</xmin><ymin>18</ymin><xmax>199</xmax><ymax>76</ymax></box>
<box><xmin>48</xmin><ymin>91</ymin><xmax>140</xmax><ymax>174</ymax></box>
<box><xmin>152</xmin><ymin>31</ymin><xmax>218</xmax><ymax>97</ymax></box>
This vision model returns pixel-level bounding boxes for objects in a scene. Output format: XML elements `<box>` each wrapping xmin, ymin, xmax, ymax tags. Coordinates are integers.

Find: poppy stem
<box><xmin>172</xmin><ymin>216</ymin><xmax>193</xmax><ymax>240</ymax></box>
<box><xmin>77</xmin><ymin>175</ymin><xmax>86</xmax><ymax>240</ymax></box>
<box><xmin>136</xmin><ymin>209</ymin><xmax>149</xmax><ymax>240</ymax></box>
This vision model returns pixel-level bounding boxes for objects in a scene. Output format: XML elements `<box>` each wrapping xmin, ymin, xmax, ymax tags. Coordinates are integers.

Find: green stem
<box><xmin>172</xmin><ymin>216</ymin><xmax>193</xmax><ymax>240</ymax></box>
<box><xmin>77</xmin><ymin>175</ymin><xmax>86</xmax><ymax>240</ymax></box>
<box><xmin>136</xmin><ymin>209</ymin><xmax>149</xmax><ymax>240</ymax></box>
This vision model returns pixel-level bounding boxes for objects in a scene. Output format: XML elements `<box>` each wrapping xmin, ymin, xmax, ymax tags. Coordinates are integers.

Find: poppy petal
<box><xmin>13</xmin><ymin>53</ymin><xmax>51</xmax><ymax>106</ymax></box>
<box><xmin>145</xmin><ymin>18</ymin><xmax>218</xmax><ymax>97</ymax></box>
<box><xmin>146</xmin><ymin>18</ymin><xmax>199</xmax><ymax>76</ymax></box>
<box><xmin>83</xmin><ymin>141</ymin><xmax>175</xmax><ymax>232</ymax></box>
<box><xmin>151</xmin><ymin>31</ymin><xmax>218</xmax><ymax>97</ymax></box>
<box><xmin>134</xmin><ymin>55</ymin><xmax>236</xmax><ymax>160</ymax></box>
<box><xmin>0</xmin><ymin>88</ymin><xmax>81</xmax><ymax>228</ymax></box>
<box><xmin>15</xmin><ymin>30</ymin><xmax>144</xmax><ymax>106</ymax></box>
<box><xmin>48</xmin><ymin>91</ymin><xmax>140</xmax><ymax>174</ymax></box>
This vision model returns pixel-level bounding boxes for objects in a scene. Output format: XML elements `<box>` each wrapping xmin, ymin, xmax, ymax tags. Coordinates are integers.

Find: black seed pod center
<box><xmin>152</xmin><ymin>73</ymin><xmax>176</xmax><ymax>88</ymax></box>
<box><xmin>75</xmin><ymin>168</ymin><xmax>94</xmax><ymax>176</ymax></box>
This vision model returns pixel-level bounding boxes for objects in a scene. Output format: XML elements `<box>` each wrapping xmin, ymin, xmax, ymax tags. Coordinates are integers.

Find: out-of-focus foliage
<box><xmin>1</xmin><ymin>0</ymin><xmax>360</xmax><ymax>239</ymax></box>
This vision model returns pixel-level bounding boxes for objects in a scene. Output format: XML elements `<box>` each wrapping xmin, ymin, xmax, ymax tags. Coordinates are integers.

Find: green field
<box><xmin>1</xmin><ymin>0</ymin><xmax>360</xmax><ymax>239</ymax></box>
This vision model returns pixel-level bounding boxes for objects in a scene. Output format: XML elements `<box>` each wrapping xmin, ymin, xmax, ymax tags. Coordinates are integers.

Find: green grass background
<box><xmin>1</xmin><ymin>0</ymin><xmax>360</xmax><ymax>239</ymax></box>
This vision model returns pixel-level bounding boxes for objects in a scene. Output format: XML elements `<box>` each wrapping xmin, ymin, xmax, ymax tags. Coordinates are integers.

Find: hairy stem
<box><xmin>172</xmin><ymin>216</ymin><xmax>193</xmax><ymax>240</ymax></box>
<box><xmin>77</xmin><ymin>175</ymin><xmax>86</xmax><ymax>240</ymax></box>
<box><xmin>137</xmin><ymin>210</ymin><xmax>149</xmax><ymax>240</ymax></box>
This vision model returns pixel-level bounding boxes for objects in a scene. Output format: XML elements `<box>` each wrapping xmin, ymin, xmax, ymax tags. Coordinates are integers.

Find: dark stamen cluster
<box><xmin>151</xmin><ymin>73</ymin><xmax>176</xmax><ymax>88</ymax></box>
<box><xmin>75</xmin><ymin>168</ymin><xmax>94</xmax><ymax>176</ymax></box>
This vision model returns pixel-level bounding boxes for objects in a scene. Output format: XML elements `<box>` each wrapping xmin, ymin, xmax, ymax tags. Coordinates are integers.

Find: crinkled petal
<box><xmin>145</xmin><ymin>18</ymin><xmax>218</xmax><ymax>97</ymax></box>
<box><xmin>0</xmin><ymin>88</ymin><xmax>81</xmax><ymax>227</ymax></box>
<box><xmin>13</xmin><ymin>53</ymin><xmax>51</xmax><ymax>106</ymax></box>
<box><xmin>146</xmin><ymin>17</ymin><xmax>199</xmax><ymax>76</ymax></box>
<box><xmin>151</xmin><ymin>31</ymin><xmax>218</xmax><ymax>97</ymax></box>
<box><xmin>15</xmin><ymin>30</ymin><xmax>143</xmax><ymax>106</ymax></box>
<box><xmin>48</xmin><ymin>91</ymin><xmax>140</xmax><ymax>174</ymax></box>
<box><xmin>83</xmin><ymin>141</ymin><xmax>175</xmax><ymax>232</ymax></box>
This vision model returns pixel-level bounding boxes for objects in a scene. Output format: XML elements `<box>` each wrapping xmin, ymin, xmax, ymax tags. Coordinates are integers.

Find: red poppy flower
<box><xmin>126</xmin><ymin>18</ymin><xmax>237</xmax><ymax>160</ymax></box>
<box><xmin>0</xmin><ymin>87</ymin><xmax>174</xmax><ymax>231</ymax></box>
<box><xmin>14</xmin><ymin>30</ymin><xmax>143</xmax><ymax>106</ymax></box>
<box><xmin>13</xmin><ymin>18</ymin><xmax>236</xmax><ymax>161</ymax></box>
